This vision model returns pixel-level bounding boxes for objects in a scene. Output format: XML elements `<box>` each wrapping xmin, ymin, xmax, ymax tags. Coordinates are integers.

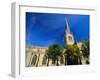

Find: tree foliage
<box><xmin>47</xmin><ymin>44</ymin><xmax>63</xmax><ymax>66</ymax></box>
<box><xmin>81</xmin><ymin>40</ymin><xmax>89</xmax><ymax>58</ymax></box>
<box><xmin>64</xmin><ymin>44</ymin><xmax>81</xmax><ymax>65</ymax></box>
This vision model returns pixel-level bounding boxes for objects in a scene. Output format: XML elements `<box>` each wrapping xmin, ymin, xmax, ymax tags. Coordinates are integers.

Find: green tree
<box><xmin>64</xmin><ymin>44</ymin><xmax>81</xmax><ymax>65</ymax></box>
<box><xmin>81</xmin><ymin>40</ymin><xmax>89</xmax><ymax>58</ymax></box>
<box><xmin>47</xmin><ymin>44</ymin><xmax>63</xmax><ymax>66</ymax></box>
<box><xmin>64</xmin><ymin>46</ymin><xmax>71</xmax><ymax>65</ymax></box>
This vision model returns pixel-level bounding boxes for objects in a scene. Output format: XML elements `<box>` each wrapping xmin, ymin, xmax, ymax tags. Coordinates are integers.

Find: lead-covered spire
<box><xmin>65</xmin><ymin>18</ymin><xmax>70</xmax><ymax>34</ymax></box>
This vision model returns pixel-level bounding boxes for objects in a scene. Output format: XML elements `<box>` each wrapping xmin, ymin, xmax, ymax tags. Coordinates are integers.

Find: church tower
<box><xmin>65</xmin><ymin>19</ymin><xmax>74</xmax><ymax>46</ymax></box>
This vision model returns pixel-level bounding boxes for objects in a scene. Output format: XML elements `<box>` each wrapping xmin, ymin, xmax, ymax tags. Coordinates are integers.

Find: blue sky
<box><xmin>26</xmin><ymin>12</ymin><xmax>89</xmax><ymax>47</ymax></box>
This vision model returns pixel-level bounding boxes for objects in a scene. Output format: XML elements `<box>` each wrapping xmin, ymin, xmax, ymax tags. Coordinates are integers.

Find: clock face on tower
<box><xmin>66</xmin><ymin>33</ymin><xmax>74</xmax><ymax>46</ymax></box>
<box><xmin>68</xmin><ymin>36</ymin><xmax>72</xmax><ymax>41</ymax></box>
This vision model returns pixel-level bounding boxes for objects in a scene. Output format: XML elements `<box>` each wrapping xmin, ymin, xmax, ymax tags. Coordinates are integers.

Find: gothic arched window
<box><xmin>31</xmin><ymin>55</ymin><xmax>37</xmax><ymax>65</ymax></box>
<box><xmin>42</xmin><ymin>55</ymin><xmax>47</xmax><ymax>65</ymax></box>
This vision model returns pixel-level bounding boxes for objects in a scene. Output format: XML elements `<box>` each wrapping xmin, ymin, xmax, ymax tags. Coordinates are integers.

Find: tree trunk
<box><xmin>64</xmin><ymin>56</ymin><xmax>67</xmax><ymax>65</ymax></box>
<box><xmin>56</xmin><ymin>58</ymin><xmax>59</xmax><ymax>66</ymax></box>
<box><xmin>47</xmin><ymin>58</ymin><xmax>49</xmax><ymax>66</ymax></box>
<box><xmin>79</xmin><ymin>57</ymin><xmax>82</xmax><ymax>64</ymax></box>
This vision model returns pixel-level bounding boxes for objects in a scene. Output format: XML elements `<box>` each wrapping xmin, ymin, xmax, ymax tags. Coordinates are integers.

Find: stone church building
<box><xmin>25</xmin><ymin>19</ymin><xmax>83</xmax><ymax>67</ymax></box>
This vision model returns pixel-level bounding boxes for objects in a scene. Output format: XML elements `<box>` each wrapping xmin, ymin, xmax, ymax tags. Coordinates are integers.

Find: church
<box><xmin>25</xmin><ymin>19</ymin><xmax>83</xmax><ymax>67</ymax></box>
